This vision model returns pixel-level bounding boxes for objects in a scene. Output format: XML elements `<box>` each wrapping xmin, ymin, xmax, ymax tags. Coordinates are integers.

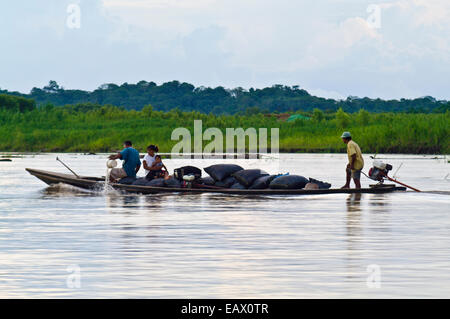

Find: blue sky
<box><xmin>1</xmin><ymin>0</ymin><xmax>449</xmax><ymax>99</ymax></box>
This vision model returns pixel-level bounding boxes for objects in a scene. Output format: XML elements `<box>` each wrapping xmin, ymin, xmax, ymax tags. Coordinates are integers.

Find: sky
<box><xmin>0</xmin><ymin>0</ymin><xmax>449</xmax><ymax>100</ymax></box>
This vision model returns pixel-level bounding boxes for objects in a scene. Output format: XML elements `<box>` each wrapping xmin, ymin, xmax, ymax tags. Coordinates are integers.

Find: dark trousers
<box><xmin>146</xmin><ymin>170</ymin><xmax>163</xmax><ymax>180</ymax></box>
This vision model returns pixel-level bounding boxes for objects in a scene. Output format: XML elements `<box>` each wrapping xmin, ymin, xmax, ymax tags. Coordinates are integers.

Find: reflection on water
<box><xmin>346</xmin><ymin>193</ymin><xmax>362</xmax><ymax>213</ymax></box>
<box><xmin>346</xmin><ymin>194</ymin><xmax>363</xmax><ymax>238</ymax></box>
<box><xmin>345</xmin><ymin>194</ymin><xmax>362</xmax><ymax>280</ymax></box>
<box><xmin>0</xmin><ymin>153</ymin><xmax>449</xmax><ymax>298</ymax></box>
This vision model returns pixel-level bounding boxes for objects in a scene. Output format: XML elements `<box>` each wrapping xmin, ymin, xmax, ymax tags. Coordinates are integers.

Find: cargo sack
<box><xmin>249</xmin><ymin>175</ymin><xmax>280</xmax><ymax>189</ymax></box>
<box><xmin>232</xmin><ymin>169</ymin><xmax>269</xmax><ymax>187</ymax></box>
<box><xmin>304</xmin><ymin>183</ymin><xmax>319</xmax><ymax>190</ymax></box>
<box><xmin>231</xmin><ymin>182</ymin><xmax>247</xmax><ymax>189</ymax></box>
<box><xmin>117</xmin><ymin>176</ymin><xmax>137</xmax><ymax>185</ymax></box>
<box><xmin>199</xmin><ymin>176</ymin><xmax>216</xmax><ymax>186</ymax></box>
<box><xmin>204</xmin><ymin>164</ymin><xmax>243</xmax><ymax>181</ymax></box>
<box><xmin>214</xmin><ymin>176</ymin><xmax>236</xmax><ymax>188</ymax></box>
<box><xmin>132</xmin><ymin>178</ymin><xmax>148</xmax><ymax>186</ymax></box>
<box><xmin>308</xmin><ymin>178</ymin><xmax>332</xmax><ymax>189</ymax></box>
<box><xmin>269</xmin><ymin>175</ymin><xmax>309</xmax><ymax>189</ymax></box>
<box><xmin>164</xmin><ymin>178</ymin><xmax>182</xmax><ymax>188</ymax></box>
<box><xmin>145</xmin><ymin>178</ymin><xmax>165</xmax><ymax>187</ymax></box>
<box><xmin>174</xmin><ymin>166</ymin><xmax>202</xmax><ymax>181</ymax></box>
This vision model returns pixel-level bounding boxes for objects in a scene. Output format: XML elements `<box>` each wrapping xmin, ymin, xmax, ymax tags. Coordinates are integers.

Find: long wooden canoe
<box><xmin>26</xmin><ymin>168</ymin><xmax>407</xmax><ymax>195</ymax></box>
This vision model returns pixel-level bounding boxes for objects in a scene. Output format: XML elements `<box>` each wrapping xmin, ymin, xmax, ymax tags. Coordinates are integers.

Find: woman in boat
<box><xmin>143</xmin><ymin>145</ymin><xmax>168</xmax><ymax>180</ymax></box>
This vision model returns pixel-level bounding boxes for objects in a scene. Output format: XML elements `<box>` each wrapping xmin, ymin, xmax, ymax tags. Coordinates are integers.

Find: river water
<box><xmin>0</xmin><ymin>153</ymin><xmax>449</xmax><ymax>298</ymax></box>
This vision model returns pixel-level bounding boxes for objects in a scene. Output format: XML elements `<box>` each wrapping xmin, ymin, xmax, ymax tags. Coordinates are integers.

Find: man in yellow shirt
<box><xmin>340</xmin><ymin>132</ymin><xmax>364</xmax><ymax>189</ymax></box>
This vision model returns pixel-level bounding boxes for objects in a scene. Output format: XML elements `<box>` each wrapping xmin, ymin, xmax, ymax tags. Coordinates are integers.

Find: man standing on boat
<box><xmin>108</xmin><ymin>141</ymin><xmax>141</xmax><ymax>182</ymax></box>
<box><xmin>341</xmin><ymin>132</ymin><xmax>364</xmax><ymax>189</ymax></box>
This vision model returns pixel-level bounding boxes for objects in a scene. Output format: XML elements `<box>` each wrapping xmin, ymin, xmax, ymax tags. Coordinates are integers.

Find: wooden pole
<box><xmin>383</xmin><ymin>174</ymin><xmax>421</xmax><ymax>192</ymax></box>
<box><xmin>56</xmin><ymin>157</ymin><xmax>80</xmax><ymax>178</ymax></box>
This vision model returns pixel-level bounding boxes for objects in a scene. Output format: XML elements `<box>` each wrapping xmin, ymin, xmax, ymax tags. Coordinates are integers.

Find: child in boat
<box><xmin>146</xmin><ymin>155</ymin><xmax>169</xmax><ymax>180</ymax></box>
<box><xmin>153</xmin><ymin>155</ymin><xmax>168</xmax><ymax>177</ymax></box>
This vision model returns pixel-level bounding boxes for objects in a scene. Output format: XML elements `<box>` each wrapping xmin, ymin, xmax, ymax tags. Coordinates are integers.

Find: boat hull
<box><xmin>26</xmin><ymin>168</ymin><xmax>407</xmax><ymax>195</ymax></box>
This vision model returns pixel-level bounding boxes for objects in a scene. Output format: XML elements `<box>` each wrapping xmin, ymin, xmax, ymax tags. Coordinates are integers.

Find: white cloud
<box><xmin>293</xmin><ymin>17</ymin><xmax>381</xmax><ymax>70</ymax></box>
<box><xmin>380</xmin><ymin>0</ymin><xmax>450</xmax><ymax>27</ymax></box>
<box><xmin>103</xmin><ymin>0</ymin><xmax>216</xmax><ymax>9</ymax></box>
<box><xmin>1</xmin><ymin>0</ymin><xmax>450</xmax><ymax>100</ymax></box>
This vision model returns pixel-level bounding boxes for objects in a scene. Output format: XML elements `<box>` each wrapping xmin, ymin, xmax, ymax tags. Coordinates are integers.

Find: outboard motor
<box><xmin>174</xmin><ymin>166</ymin><xmax>202</xmax><ymax>188</ymax></box>
<box><xmin>368</xmin><ymin>160</ymin><xmax>393</xmax><ymax>183</ymax></box>
<box><xmin>174</xmin><ymin>166</ymin><xmax>202</xmax><ymax>181</ymax></box>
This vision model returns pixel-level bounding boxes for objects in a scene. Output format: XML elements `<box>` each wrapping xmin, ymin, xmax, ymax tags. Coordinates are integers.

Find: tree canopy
<box><xmin>1</xmin><ymin>80</ymin><xmax>448</xmax><ymax>114</ymax></box>
<box><xmin>0</xmin><ymin>94</ymin><xmax>36</xmax><ymax>112</ymax></box>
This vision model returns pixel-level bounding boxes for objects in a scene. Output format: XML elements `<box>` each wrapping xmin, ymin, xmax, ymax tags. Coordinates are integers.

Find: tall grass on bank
<box><xmin>0</xmin><ymin>105</ymin><xmax>448</xmax><ymax>154</ymax></box>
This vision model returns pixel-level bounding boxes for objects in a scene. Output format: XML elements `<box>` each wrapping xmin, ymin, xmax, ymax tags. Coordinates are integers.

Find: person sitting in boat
<box><xmin>143</xmin><ymin>145</ymin><xmax>168</xmax><ymax>180</ymax></box>
<box><xmin>108</xmin><ymin>140</ymin><xmax>141</xmax><ymax>182</ymax></box>
<box><xmin>340</xmin><ymin>132</ymin><xmax>364</xmax><ymax>189</ymax></box>
<box><xmin>150</xmin><ymin>155</ymin><xmax>169</xmax><ymax>179</ymax></box>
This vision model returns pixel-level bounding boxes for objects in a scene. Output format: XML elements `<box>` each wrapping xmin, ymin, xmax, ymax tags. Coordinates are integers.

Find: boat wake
<box><xmin>43</xmin><ymin>183</ymin><xmax>97</xmax><ymax>196</ymax></box>
<box><xmin>44</xmin><ymin>182</ymin><xmax>122</xmax><ymax>197</ymax></box>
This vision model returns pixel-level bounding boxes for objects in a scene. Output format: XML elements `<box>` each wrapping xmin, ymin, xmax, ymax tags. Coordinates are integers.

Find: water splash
<box><xmin>105</xmin><ymin>167</ymin><xmax>110</xmax><ymax>185</ymax></box>
<box><xmin>103</xmin><ymin>167</ymin><xmax>113</xmax><ymax>194</ymax></box>
<box><xmin>101</xmin><ymin>167</ymin><xmax>121</xmax><ymax>195</ymax></box>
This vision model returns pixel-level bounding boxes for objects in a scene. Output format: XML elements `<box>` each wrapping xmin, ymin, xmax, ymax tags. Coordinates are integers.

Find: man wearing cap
<box><xmin>341</xmin><ymin>132</ymin><xmax>364</xmax><ymax>189</ymax></box>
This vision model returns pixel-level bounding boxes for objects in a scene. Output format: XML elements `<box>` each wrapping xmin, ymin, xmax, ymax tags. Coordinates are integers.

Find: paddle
<box><xmin>56</xmin><ymin>157</ymin><xmax>80</xmax><ymax>178</ymax></box>
<box><xmin>382</xmin><ymin>173</ymin><xmax>421</xmax><ymax>192</ymax></box>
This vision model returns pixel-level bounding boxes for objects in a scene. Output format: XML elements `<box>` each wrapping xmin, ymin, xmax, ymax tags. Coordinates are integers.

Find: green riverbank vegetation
<box><xmin>0</xmin><ymin>96</ymin><xmax>448</xmax><ymax>154</ymax></box>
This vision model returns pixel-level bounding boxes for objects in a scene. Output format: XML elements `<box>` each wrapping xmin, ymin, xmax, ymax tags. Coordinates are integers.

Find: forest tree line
<box><xmin>1</xmin><ymin>80</ymin><xmax>449</xmax><ymax>115</ymax></box>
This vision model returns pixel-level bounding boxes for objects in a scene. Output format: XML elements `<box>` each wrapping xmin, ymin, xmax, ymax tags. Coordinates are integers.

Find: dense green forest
<box><xmin>1</xmin><ymin>80</ymin><xmax>449</xmax><ymax>114</ymax></box>
<box><xmin>0</xmin><ymin>95</ymin><xmax>448</xmax><ymax>154</ymax></box>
